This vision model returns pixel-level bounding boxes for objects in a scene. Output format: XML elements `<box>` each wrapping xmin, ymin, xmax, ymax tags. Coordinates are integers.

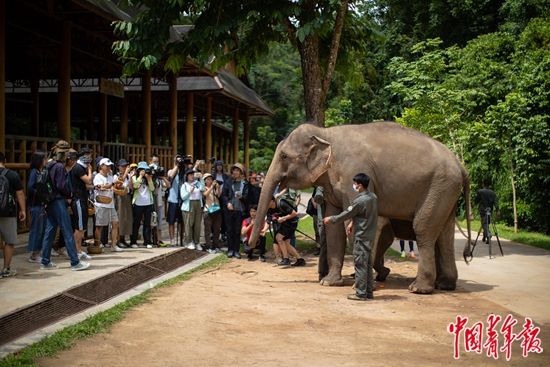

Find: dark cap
<box><xmin>118</xmin><ymin>158</ymin><xmax>129</xmax><ymax>167</ymax></box>
<box><xmin>185</xmin><ymin>169</ymin><xmax>195</xmax><ymax>176</ymax></box>
<box><xmin>78</xmin><ymin>147</ymin><xmax>93</xmax><ymax>157</ymax></box>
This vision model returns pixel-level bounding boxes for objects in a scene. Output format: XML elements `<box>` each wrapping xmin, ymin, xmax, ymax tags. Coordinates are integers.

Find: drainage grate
<box><xmin>0</xmin><ymin>249</ymin><xmax>205</xmax><ymax>346</ymax></box>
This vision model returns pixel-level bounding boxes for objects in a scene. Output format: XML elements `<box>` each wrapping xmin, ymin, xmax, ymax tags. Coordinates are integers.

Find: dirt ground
<box><xmin>39</xmin><ymin>252</ymin><xmax>549</xmax><ymax>367</ymax></box>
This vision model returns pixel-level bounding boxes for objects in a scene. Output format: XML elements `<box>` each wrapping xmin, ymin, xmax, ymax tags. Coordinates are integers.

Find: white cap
<box><xmin>99</xmin><ymin>158</ymin><xmax>114</xmax><ymax>166</ymax></box>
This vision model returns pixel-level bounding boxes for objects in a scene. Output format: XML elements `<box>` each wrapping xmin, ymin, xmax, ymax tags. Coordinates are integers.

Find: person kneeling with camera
<box><xmin>130</xmin><ymin>162</ymin><xmax>155</xmax><ymax>248</ymax></box>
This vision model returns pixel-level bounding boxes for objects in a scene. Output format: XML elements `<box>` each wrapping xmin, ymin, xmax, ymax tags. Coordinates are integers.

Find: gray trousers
<box><xmin>354</xmin><ymin>240</ymin><xmax>374</xmax><ymax>298</ymax></box>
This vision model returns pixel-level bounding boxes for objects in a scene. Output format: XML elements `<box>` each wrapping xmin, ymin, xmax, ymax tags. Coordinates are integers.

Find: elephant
<box><xmin>249</xmin><ymin>121</ymin><xmax>472</xmax><ymax>294</ymax></box>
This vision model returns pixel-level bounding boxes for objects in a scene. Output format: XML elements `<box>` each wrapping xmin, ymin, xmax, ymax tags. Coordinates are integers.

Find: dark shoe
<box><xmin>247</xmin><ymin>253</ymin><xmax>257</xmax><ymax>261</ymax></box>
<box><xmin>347</xmin><ymin>294</ymin><xmax>368</xmax><ymax>301</ymax></box>
<box><xmin>259</xmin><ymin>255</ymin><xmax>266</xmax><ymax>262</ymax></box>
<box><xmin>313</xmin><ymin>248</ymin><xmax>320</xmax><ymax>256</ymax></box>
<box><xmin>291</xmin><ymin>258</ymin><xmax>306</xmax><ymax>267</ymax></box>
<box><xmin>234</xmin><ymin>252</ymin><xmax>242</xmax><ymax>259</ymax></box>
<box><xmin>227</xmin><ymin>251</ymin><xmax>234</xmax><ymax>258</ymax></box>
<box><xmin>366</xmin><ymin>293</ymin><xmax>374</xmax><ymax>299</ymax></box>
<box><xmin>278</xmin><ymin>258</ymin><xmax>290</xmax><ymax>266</ymax></box>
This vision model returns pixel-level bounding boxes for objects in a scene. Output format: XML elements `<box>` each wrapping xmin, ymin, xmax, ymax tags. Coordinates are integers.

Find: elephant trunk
<box><xmin>249</xmin><ymin>159</ymin><xmax>281</xmax><ymax>248</ymax></box>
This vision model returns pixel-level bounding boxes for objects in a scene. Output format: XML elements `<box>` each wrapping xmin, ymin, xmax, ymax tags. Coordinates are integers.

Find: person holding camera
<box><xmin>475</xmin><ymin>181</ymin><xmax>499</xmax><ymax>244</ymax></box>
<box><xmin>113</xmin><ymin>159</ymin><xmax>133</xmax><ymax>247</ymax></box>
<box><xmin>130</xmin><ymin>161</ymin><xmax>155</xmax><ymax>248</ymax></box>
<box><xmin>93</xmin><ymin>158</ymin><xmax>123</xmax><ymax>253</ymax></box>
<box><xmin>202</xmin><ymin>173</ymin><xmax>222</xmax><ymax>253</ymax></box>
<box><xmin>221</xmin><ymin>163</ymin><xmax>249</xmax><ymax>258</ymax></box>
<box><xmin>180</xmin><ymin>169</ymin><xmax>205</xmax><ymax>250</ymax></box>
<box><xmin>167</xmin><ymin>154</ymin><xmax>188</xmax><ymax>246</ymax></box>
<box><xmin>70</xmin><ymin>148</ymin><xmax>94</xmax><ymax>259</ymax></box>
<box><xmin>149</xmin><ymin>154</ymin><xmax>170</xmax><ymax>246</ymax></box>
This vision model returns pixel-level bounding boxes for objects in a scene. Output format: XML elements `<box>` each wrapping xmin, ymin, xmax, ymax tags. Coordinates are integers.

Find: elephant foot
<box><xmin>408</xmin><ymin>279</ymin><xmax>434</xmax><ymax>294</ymax></box>
<box><xmin>375</xmin><ymin>267</ymin><xmax>391</xmax><ymax>282</ymax></box>
<box><xmin>320</xmin><ymin>273</ymin><xmax>344</xmax><ymax>286</ymax></box>
<box><xmin>318</xmin><ymin>272</ymin><xmax>328</xmax><ymax>282</ymax></box>
<box><xmin>435</xmin><ymin>279</ymin><xmax>457</xmax><ymax>291</ymax></box>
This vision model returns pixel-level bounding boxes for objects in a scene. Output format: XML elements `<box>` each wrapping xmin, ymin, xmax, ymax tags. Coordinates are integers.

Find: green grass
<box><xmin>0</xmin><ymin>255</ymin><xmax>229</xmax><ymax>367</ymax></box>
<box><xmin>458</xmin><ymin>218</ymin><xmax>550</xmax><ymax>251</ymax></box>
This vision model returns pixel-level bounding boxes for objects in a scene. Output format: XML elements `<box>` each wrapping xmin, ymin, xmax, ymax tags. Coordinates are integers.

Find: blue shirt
<box><xmin>167</xmin><ymin>174</ymin><xmax>181</xmax><ymax>204</ymax></box>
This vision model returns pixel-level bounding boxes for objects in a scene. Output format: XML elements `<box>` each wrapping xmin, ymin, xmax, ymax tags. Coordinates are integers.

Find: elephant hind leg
<box><xmin>435</xmin><ymin>212</ymin><xmax>458</xmax><ymax>291</ymax></box>
<box><xmin>373</xmin><ymin>218</ymin><xmax>393</xmax><ymax>282</ymax></box>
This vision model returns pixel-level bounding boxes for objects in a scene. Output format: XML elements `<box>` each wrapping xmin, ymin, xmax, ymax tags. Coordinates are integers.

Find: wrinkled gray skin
<box><xmin>249</xmin><ymin>122</ymin><xmax>472</xmax><ymax>294</ymax></box>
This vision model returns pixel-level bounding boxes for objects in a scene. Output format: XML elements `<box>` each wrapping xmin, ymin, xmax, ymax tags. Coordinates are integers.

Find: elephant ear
<box><xmin>307</xmin><ymin>135</ymin><xmax>333</xmax><ymax>183</ymax></box>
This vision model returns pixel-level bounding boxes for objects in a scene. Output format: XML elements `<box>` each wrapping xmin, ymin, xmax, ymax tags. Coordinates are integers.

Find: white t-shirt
<box><xmin>93</xmin><ymin>173</ymin><xmax>115</xmax><ymax>208</ymax></box>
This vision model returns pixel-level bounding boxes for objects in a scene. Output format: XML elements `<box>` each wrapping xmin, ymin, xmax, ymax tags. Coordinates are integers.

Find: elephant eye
<box><xmin>280</xmin><ymin>152</ymin><xmax>288</xmax><ymax>160</ymax></box>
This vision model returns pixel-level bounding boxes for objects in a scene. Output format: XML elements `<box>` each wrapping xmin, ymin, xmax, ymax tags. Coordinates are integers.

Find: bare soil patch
<box><xmin>38</xmin><ymin>254</ymin><xmax>549</xmax><ymax>367</ymax></box>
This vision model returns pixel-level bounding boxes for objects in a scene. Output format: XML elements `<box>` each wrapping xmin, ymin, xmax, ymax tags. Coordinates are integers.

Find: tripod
<box><xmin>470</xmin><ymin>208</ymin><xmax>503</xmax><ymax>259</ymax></box>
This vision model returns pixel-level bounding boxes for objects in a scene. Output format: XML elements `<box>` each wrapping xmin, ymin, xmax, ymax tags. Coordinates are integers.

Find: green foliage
<box><xmin>387</xmin><ymin>17</ymin><xmax>550</xmax><ymax>233</ymax></box>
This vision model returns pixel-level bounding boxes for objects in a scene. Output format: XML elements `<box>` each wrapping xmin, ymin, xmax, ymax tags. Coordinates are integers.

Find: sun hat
<box><xmin>202</xmin><ymin>173</ymin><xmax>213</xmax><ymax>180</ymax></box>
<box><xmin>137</xmin><ymin>161</ymin><xmax>149</xmax><ymax>170</ymax></box>
<box><xmin>99</xmin><ymin>158</ymin><xmax>114</xmax><ymax>166</ymax></box>
<box><xmin>118</xmin><ymin>158</ymin><xmax>129</xmax><ymax>167</ymax></box>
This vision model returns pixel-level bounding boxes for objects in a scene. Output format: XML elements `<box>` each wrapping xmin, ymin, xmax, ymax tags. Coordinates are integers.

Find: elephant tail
<box><xmin>461</xmin><ymin>169</ymin><xmax>473</xmax><ymax>264</ymax></box>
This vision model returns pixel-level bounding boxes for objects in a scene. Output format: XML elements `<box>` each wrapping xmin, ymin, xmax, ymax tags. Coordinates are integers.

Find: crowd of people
<box><xmin>0</xmin><ymin>140</ymin><xmax>308</xmax><ymax>277</ymax></box>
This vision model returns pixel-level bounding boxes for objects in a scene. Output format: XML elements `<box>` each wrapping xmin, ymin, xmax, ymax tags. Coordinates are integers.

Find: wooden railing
<box><xmin>4</xmin><ymin>135</ymin><xmax>173</xmax><ymax>233</ymax></box>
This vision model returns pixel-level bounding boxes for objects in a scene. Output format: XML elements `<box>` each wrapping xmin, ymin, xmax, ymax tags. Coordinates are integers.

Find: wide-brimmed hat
<box><xmin>231</xmin><ymin>162</ymin><xmax>246</xmax><ymax>174</ymax></box>
<box><xmin>52</xmin><ymin>140</ymin><xmax>70</xmax><ymax>153</ymax></box>
<box><xmin>202</xmin><ymin>173</ymin><xmax>213</xmax><ymax>180</ymax></box>
<box><xmin>137</xmin><ymin>161</ymin><xmax>149</xmax><ymax>170</ymax></box>
<box><xmin>99</xmin><ymin>158</ymin><xmax>114</xmax><ymax>166</ymax></box>
<box><xmin>129</xmin><ymin>163</ymin><xmax>138</xmax><ymax>169</ymax></box>
<box><xmin>118</xmin><ymin>158</ymin><xmax>129</xmax><ymax>167</ymax></box>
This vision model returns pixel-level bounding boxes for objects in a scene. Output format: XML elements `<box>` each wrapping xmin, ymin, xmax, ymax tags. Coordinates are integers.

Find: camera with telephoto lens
<box><xmin>175</xmin><ymin>155</ymin><xmax>185</xmax><ymax>168</ymax></box>
<box><xmin>183</xmin><ymin>154</ymin><xmax>193</xmax><ymax>164</ymax></box>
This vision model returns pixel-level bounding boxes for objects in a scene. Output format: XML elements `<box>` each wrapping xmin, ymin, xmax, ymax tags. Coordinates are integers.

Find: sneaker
<box><xmin>347</xmin><ymin>293</ymin><xmax>369</xmax><ymax>301</ymax></box>
<box><xmin>1</xmin><ymin>268</ymin><xmax>17</xmax><ymax>278</ymax></box>
<box><xmin>159</xmin><ymin>241</ymin><xmax>168</xmax><ymax>248</ymax></box>
<box><xmin>112</xmin><ymin>245</ymin><xmax>124</xmax><ymax>252</ymax></box>
<box><xmin>40</xmin><ymin>262</ymin><xmax>58</xmax><ymax>270</ymax></box>
<box><xmin>207</xmin><ymin>248</ymin><xmax>216</xmax><ymax>254</ymax></box>
<box><xmin>117</xmin><ymin>242</ymin><xmax>128</xmax><ymax>249</ymax></box>
<box><xmin>291</xmin><ymin>258</ymin><xmax>306</xmax><ymax>267</ymax></box>
<box><xmin>400</xmin><ymin>251</ymin><xmax>406</xmax><ymax>258</ymax></box>
<box><xmin>227</xmin><ymin>251</ymin><xmax>234</xmax><ymax>258</ymax></box>
<box><xmin>51</xmin><ymin>249</ymin><xmax>61</xmax><ymax>257</ymax></box>
<box><xmin>28</xmin><ymin>255</ymin><xmax>42</xmax><ymax>263</ymax></box>
<box><xmin>61</xmin><ymin>248</ymin><xmax>69</xmax><ymax>257</ymax></box>
<box><xmin>187</xmin><ymin>243</ymin><xmax>196</xmax><ymax>250</ymax></box>
<box><xmin>259</xmin><ymin>255</ymin><xmax>266</xmax><ymax>262</ymax></box>
<box><xmin>196</xmin><ymin>244</ymin><xmax>203</xmax><ymax>251</ymax></box>
<box><xmin>277</xmin><ymin>258</ymin><xmax>290</xmax><ymax>266</ymax></box>
<box><xmin>234</xmin><ymin>252</ymin><xmax>241</xmax><ymax>259</ymax></box>
<box><xmin>130</xmin><ymin>243</ymin><xmax>139</xmax><ymax>249</ymax></box>
<box><xmin>71</xmin><ymin>261</ymin><xmax>90</xmax><ymax>271</ymax></box>
<box><xmin>79</xmin><ymin>252</ymin><xmax>93</xmax><ymax>260</ymax></box>
<box><xmin>146</xmin><ymin>244</ymin><xmax>153</xmax><ymax>249</ymax></box>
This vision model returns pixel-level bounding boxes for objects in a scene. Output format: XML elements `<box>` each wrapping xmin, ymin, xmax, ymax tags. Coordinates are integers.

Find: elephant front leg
<box><xmin>319</xmin><ymin>214</ymin><xmax>346</xmax><ymax>286</ymax></box>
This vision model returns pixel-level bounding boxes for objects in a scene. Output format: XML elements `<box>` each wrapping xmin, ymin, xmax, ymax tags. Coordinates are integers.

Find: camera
<box><xmin>175</xmin><ymin>155</ymin><xmax>185</xmax><ymax>168</ymax></box>
<box><xmin>149</xmin><ymin>165</ymin><xmax>165</xmax><ymax>178</ymax></box>
<box><xmin>183</xmin><ymin>155</ymin><xmax>193</xmax><ymax>164</ymax></box>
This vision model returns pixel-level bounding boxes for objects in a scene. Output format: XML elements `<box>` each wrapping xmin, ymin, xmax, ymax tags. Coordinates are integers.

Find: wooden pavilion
<box><xmin>0</xmin><ymin>0</ymin><xmax>273</xmax><ymax>180</ymax></box>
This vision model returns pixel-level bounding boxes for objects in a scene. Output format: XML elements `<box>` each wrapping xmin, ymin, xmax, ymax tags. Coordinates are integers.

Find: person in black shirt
<box><xmin>268</xmin><ymin>196</ymin><xmax>305</xmax><ymax>267</ymax></box>
<box><xmin>475</xmin><ymin>182</ymin><xmax>499</xmax><ymax>244</ymax></box>
<box><xmin>70</xmin><ymin>148</ymin><xmax>94</xmax><ymax>259</ymax></box>
<box><xmin>221</xmin><ymin>163</ymin><xmax>249</xmax><ymax>258</ymax></box>
<box><xmin>0</xmin><ymin>152</ymin><xmax>26</xmax><ymax>278</ymax></box>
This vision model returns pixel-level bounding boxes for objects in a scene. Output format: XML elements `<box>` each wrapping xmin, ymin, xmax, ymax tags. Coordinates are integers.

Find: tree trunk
<box><xmin>298</xmin><ymin>36</ymin><xmax>324</xmax><ymax>126</ymax></box>
<box><xmin>509</xmin><ymin>148</ymin><xmax>518</xmax><ymax>233</ymax></box>
<box><xmin>293</xmin><ymin>0</ymin><xmax>349</xmax><ymax>127</ymax></box>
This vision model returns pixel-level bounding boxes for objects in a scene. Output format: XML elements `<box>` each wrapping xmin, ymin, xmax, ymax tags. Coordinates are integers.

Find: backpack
<box><xmin>34</xmin><ymin>166</ymin><xmax>55</xmax><ymax>205</ymax></box>
<box><xmin>0</xmin><ymin>169</ymin><xmax>15</xmax><ymax>217</ymax></box>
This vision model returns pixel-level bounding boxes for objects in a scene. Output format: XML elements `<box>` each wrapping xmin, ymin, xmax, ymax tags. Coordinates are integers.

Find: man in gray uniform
<box><xmin>323</xmin><ymin>173</ymin><xmax>378</xmax><ymax>301</ymax></box>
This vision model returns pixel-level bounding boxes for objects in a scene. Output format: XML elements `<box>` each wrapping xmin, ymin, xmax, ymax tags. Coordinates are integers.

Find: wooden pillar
<box><xmin>99</xmin><ymin>93</ymin><xmax>107</xmax><ymax>143</ymax></box>
<box><xmin>169</xmin><ymin>75</ymin><xmax>178</xmax><ymax>157</ymax></box>
<box><xmin>197</xmin><ymin>115</ymin><xmax>204</xmax><ymax>159</ymax></box>
<box><xmin>225</xmin><ymin>135</ymin><xmax>230</xmax><ymax>165</ymax></box>
<box><xmin>243</xmin><ymin>112</ymin><xmax>251</xmax><ymax>171</ymax></box>
<box><xmin>121</xmin><ymin>94</ymin><xmax>128</xmax><ymax>143</ymax></box>
<box><xmin>232</xmin><ymin>108</ymin><xmax>239</xmax><ymax>164</ymax></box>
<box><xmin>31</xmin><ymin>80</ymin><xmax>40</xmax><ymax>136</ymax></box>
<box><xmin>58</xmin><ymin>21</ymin><xmax>71</xmax><ymax>141</ymax></box>
<box><xmin>185</xmin><ymin>92</ymin><xmax>194</xmax><ymax>157</ymax></box>
<box><xmin>143</xmin><ymin>71</ymin><xmax>152</xmax><ymax>159</ymax></box>
<box><xmin>205</xmin><ymin>96</ymin><xmax>213</xmax><ymax>169</ymax></box>
<box><xmin>0</xmin><ymin>0</ymin><xmax>4</xmax><ymax>152</ymax></box>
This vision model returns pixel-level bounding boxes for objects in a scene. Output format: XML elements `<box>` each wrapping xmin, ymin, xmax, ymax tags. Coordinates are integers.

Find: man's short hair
<box><xmin>0</xmin><ymin>152</ymin><xmax>5</xmax><ymax>163</ymax></box>
<box><xmin>78</xmin><ymin>147</ymin><xmax>92</xmax><ymax>157</ymax></box>
<box><xmin>249</xmin><ymin>204</ymin><xmax>258</xmax><ymax>211</ymax></box>
<box><xmin>353</xmin><ymin>173</ymin><xmax>370</xmax><ymax>188</ymax></box>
